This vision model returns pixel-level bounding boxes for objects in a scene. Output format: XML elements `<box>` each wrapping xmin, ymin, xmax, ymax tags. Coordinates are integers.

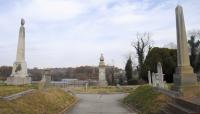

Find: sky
<box><xmin>0</xmin><ymin>0</ymin><xmax>200</xmax><ymax>69</ymax></box>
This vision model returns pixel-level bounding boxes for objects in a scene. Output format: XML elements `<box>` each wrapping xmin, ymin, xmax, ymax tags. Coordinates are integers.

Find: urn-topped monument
<box><xmin>98</xmin><ymin>54</ymin><xmax>107</xmax><ymax>86</ymax></box>
<box><xmin>6</xmin><ymin>18</ymin><xmax>31</xmax><ymax>85</ymax></box>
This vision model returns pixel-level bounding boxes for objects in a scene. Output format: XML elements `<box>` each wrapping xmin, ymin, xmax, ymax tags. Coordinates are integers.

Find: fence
<box><xmin>48</xmin><ymin>80</ymin><xmax>99</xmax><ymax>88</ymax></box>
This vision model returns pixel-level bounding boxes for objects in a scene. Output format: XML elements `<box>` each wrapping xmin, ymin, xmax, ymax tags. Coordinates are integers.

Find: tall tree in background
<box><xmin>131</xmin><ymin>32</ymin><xmax>152</xmax><ymax>79</ymax></box>
<box><xmin>188</xmin><ymin>30</ymin><xmax>200</xmax><ymax>72</ymax></box>
<box><xmin>141</xmin><ymin>47</ymin><xmax>177</xmax><ymax>82</ymax></box>
<box><xmin>0</xmin><ymin>66</ymin><xmax>12</xmax><ymax>80</ymax></box>
<box><xmin>125</xmin><ymin>57</ymin><xmax>133</xmax><ymax>84</ymax></box>
<box><xmin>109</xmin><ymin>66</ymin><xmax>115</xmax><ymax>85</ymax></box>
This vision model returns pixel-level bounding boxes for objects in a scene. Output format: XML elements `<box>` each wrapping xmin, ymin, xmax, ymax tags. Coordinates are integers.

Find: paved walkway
<box><xmin>66</xmin><ymin>93</ymin><xmax>137</xmax><ymax>114</ymax></box>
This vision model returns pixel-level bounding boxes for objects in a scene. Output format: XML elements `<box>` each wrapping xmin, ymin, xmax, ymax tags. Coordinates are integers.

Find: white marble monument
<box><xmin>173</xmin><ymin>5</ymin><xmax>197</xmax><ymax>92</ymax></box>
<box><xmin>148</xmin><ymin>70</ymin><xmax>152</xmax><ymax>85</ymax></box>
<box><xmin>98</xmin><ymin>54</ymin><xmax>107</xmax><ymax>86</ymax></box>
<box><xmin>152</xmin><ymin>72</ymin><xmax>156</xmax><ymax>87</ymax></box>
<box><xmin>41</xmin><ymin>70</ymin><xmax>51</xmax><ymax>84</ymax></box>
<box><xmin>156</xmin><ymin>62</ymin><xmax>165</xmax><ymax>88</ymax></box>
<box><xmin>151</xmin><ymin>62</ymin><xmax>165</xmax><ymax>88</ymax></box>
<box><xmin>6</xmin><ymin>18</ymin><xmax>31</xmax><ymax>85</ymax></box>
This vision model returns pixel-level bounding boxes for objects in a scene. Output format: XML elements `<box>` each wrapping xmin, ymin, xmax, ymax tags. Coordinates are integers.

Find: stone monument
<box><xmin>39</xmin><ymin>70</ymin><xmax>51</xmax><ymax>89</ymax></box>
<box><xmin>148</xmin><ymin>70</ymin><xmax>152</xmax><ymax>85</ymax></box>
<box><xmin>41</xmin><ymin>70</ymin><xmax>52</xmax><ymax>84</ymax></box>
<box><xmin>152</xmin><ymin>72</ymin><xmax>156</xmax><ymax>87</ymax></box>
<box><xmin>6</xmin><ymin>18</ymin><xmax>31</xmax><ymax>85</ymax></box>
<box><xmin>98</xmin><ymin>54</ymin><xmax>107</xmax><ymax>86</ymax></box>
<box><xmin>151</xmin><ymin>63</ymin><xmax>165</xmax><ymax>88</ymax></box>
<box><xmin>173</xmin><ymin>5</ymin><xmax>197</xmax><ymax>92</ymax></box>
<box><xmin>156</xmin><ymin>62</ymin><xmax>165</xmax><ymax>88</ymax></box>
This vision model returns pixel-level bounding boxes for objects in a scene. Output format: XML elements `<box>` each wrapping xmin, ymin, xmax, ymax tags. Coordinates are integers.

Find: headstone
<box><xmin>151</xmin><ymin>63</ymin><xmax>165</xmax><ymax>88</ymax></box>
<box><xmin>98</xmin><ymin>54</ymin><xmax>108</xmax><ymax>86</ymax></box>
<box><xmin>41</xmin><ymin>70</ymin><xmax>51</xmax><ymax>84</ymax></box>
<box><xmin>157</xmin><ymin>62</ymin><xmax>163</xmax><ymax>74</ymax></box>
<box><xmin>6</xmin><ymin>18</ymin><xmax>31</xmax><ymax>85</ymax></box>
<box><xmin>85</xmin><ymin>82</ymin><xmax>88</xmax><ymax>92</ymax></box>
<box><xmin>148</xmin><ymin>70</ymin><xmax>152</xmax><ymax>85</ymax></box>
<box><xmin>39</xmin><ymin>70</ymin><xmax>51</xmax><ymax>89</ymax></box>
<box><xmin>152</xmin><ymin>72</ymin><xmax>156</xmax><ymax>87</ymax></box>
<box><xmin>155</xmin><ymin>74</ymin><xmax>160</xmax><ymax>87</ymax></box>
<box><xmin>156</xmin><ymin>62</ymin><xmax>165</xmax><ymax>88</ymax></box>
<box><xmin>173</xmin><ymin>5</ymin><xmax>197</xmax><ymax>92</ymax></box>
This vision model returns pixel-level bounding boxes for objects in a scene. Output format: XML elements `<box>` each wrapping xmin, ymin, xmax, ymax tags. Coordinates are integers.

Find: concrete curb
<box><xmin>59</xmin><ymin>97</ymin><xmax>79</xmax><ymax>114</ymax></box>
<box><xmin>74</xmin><ymin>92</ymin><xmax>130</xmax><ymax>94</ymax></box>
<box><xmin>122</xmin><ymin>103</ymin><xmax>140</xmax><ymax>114</ymax></box>
<box><xmin>119</xmin><ymin>99</ymin><xmax>139</xmax><ymax>114</ymax></box>
<box><xmin>0</xmin><ymin>89</ymin><xmax>35</xmax><ymax>101</ymax></box>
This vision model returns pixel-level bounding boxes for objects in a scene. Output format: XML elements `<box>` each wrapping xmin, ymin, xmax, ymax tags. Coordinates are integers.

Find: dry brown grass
<box><xmin>0</xmin><ymin>84</ymin><xmax>38</xmax><ymax>97</ymax></box>
<box><xmin>0</xmin><ymin>88</ymin><xmax>76</xmax><ymax>114</ymax></box>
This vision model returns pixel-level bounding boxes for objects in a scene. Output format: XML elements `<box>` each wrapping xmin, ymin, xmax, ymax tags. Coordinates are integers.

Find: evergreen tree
<box><xmin>188</xmin><ymin>35</ymin><xmax>200</xmax><ymax>72</ymax></box>
<box><xmin>141</xmin><ymin>47</ymin><xmax>177</xmax><ymax>82</ymax></box>
<box><xmin>125</xmin><ymin>57</ymin><xmax>133</xmax><ymax>84</ymax></box>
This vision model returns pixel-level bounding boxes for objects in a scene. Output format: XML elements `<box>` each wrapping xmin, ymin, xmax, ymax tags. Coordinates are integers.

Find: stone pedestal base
<box><xmin>98</xmin><ymin>80</ymin><xmax>108</xmax><ymax>86</ymax></box>
<box><xmin>172</xmin><ymin>73</ymin><xmax>197</xmax><ymax>93</ymax></box>
<box><xmin>6</xmin><ymin>76</ymin><xmax>31</xmax><ymax>85</ymax></box>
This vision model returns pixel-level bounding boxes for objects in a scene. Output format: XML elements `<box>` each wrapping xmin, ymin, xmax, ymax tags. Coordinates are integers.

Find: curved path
<box><xmin>66</xmin><ymin>93</ymin><xmax>137</xmax><ymax>114</ymax></box>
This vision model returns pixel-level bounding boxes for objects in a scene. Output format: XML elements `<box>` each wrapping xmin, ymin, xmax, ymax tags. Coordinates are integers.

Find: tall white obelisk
<box><xmin>173</xmin><ymin>5</ymin><xmax>197</xmax><ymax>92</ymax></box>
<box><xmin>6</xmin><ymin>18</ymin><xmax>31</xmax><ymax>85</ymax></box>
<box><xmin>98</xmin><ymin>54</ymin><xmax>107</xmax><ymax>86</ymax></box>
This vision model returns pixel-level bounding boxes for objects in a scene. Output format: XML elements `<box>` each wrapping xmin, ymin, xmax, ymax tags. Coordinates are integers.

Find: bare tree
<box><xmin>188</xmin><ymin>30</ymin><xmax>200</xmax><ymax>39</ymax></box>
<box><xmin>110</xmin><ymin>59</ymin><xmax>115</xmax><ymax>85</ymax></box>
<box><xmin>131</xmin><ymin>32</ymin><xmax>152</xmax><ymax>78</ymax></box>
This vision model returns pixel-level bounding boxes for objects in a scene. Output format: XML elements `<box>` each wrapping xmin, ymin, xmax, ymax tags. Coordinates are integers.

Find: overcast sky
<box><xmin>0</xmin><ymin>0</ymin><xmax>199</xmax><ymax>69</ymax></box>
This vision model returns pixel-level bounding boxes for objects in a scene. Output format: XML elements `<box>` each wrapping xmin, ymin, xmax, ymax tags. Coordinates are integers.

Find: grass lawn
<box><xmin>0</xmin><ymin>84</ymin><xmax>39</xmax><ymax>97</ymax></box>
<box><xmin>123</xmin><ymin>85</ymin><xmax>169</xmax><ymax>114</ymax></box>
<box><xmin>71</xmin><ymin>86</ymin><xmax>139</xmax><ymax>94</ymax></box>
<box><xmin>0</xmin><ymin>88</ymin><xmax>76</xmax><ymax>114</ymax></box>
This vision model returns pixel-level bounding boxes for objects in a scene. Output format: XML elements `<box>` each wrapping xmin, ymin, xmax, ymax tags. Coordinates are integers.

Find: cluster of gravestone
<box><xmin>4</xmin><ymin>3</ymin><xmax>198</xmax><ymax>90</ymax></box>
<box><xmin>147</xmin><ymin>5</ymin><xmax>200</xmax><ymax>114</ymax></box>
<box><xmin>148</xmin><ymin>62</ymin><xmax>165</xmax><ymax>88</ymax></box>
<box><xmin>146</xmin><ymin>5</ymin><xmax>198</xmax><ymax>94</ymax></box>
<box><xmin>3</xmin><ymin>4</ymin><xmax>200</xmax><ymax>114</ymax></box>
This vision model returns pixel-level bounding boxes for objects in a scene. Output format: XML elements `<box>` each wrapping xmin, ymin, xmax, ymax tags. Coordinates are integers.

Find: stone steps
<box><xmin>174</xmin><ymin>98</ymin><xmax>200</xmax><ymax>112</ymax></box>
<box><xmin>162</xmin><ymin>97</ymin><xmax>200</xmax><ymax>114</ymax></box>
<box><xmin>167</xmin><ymin>102</ymin><xmax>197</xmax><ymax>114</ymax></box>
<box><xmin>160</xmin><ymin>105</ymin><xmax>194</xmax><ymax>114</ymax></box>
<box><xmin>155</xmin><ymin>88</ymin><xmax>182</xmax><ymax>98</ymax></box>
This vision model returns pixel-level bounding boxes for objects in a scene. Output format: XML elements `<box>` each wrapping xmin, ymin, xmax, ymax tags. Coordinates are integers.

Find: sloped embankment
<box><xmin>123</xmin><ymin>85</ymin><xmax>169</xmax><ymax>114</ymax></box>
<box><xmin>0</xmin><ymin>88</ymin><xmax>76</xmax><ymax>114</ymax></box>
